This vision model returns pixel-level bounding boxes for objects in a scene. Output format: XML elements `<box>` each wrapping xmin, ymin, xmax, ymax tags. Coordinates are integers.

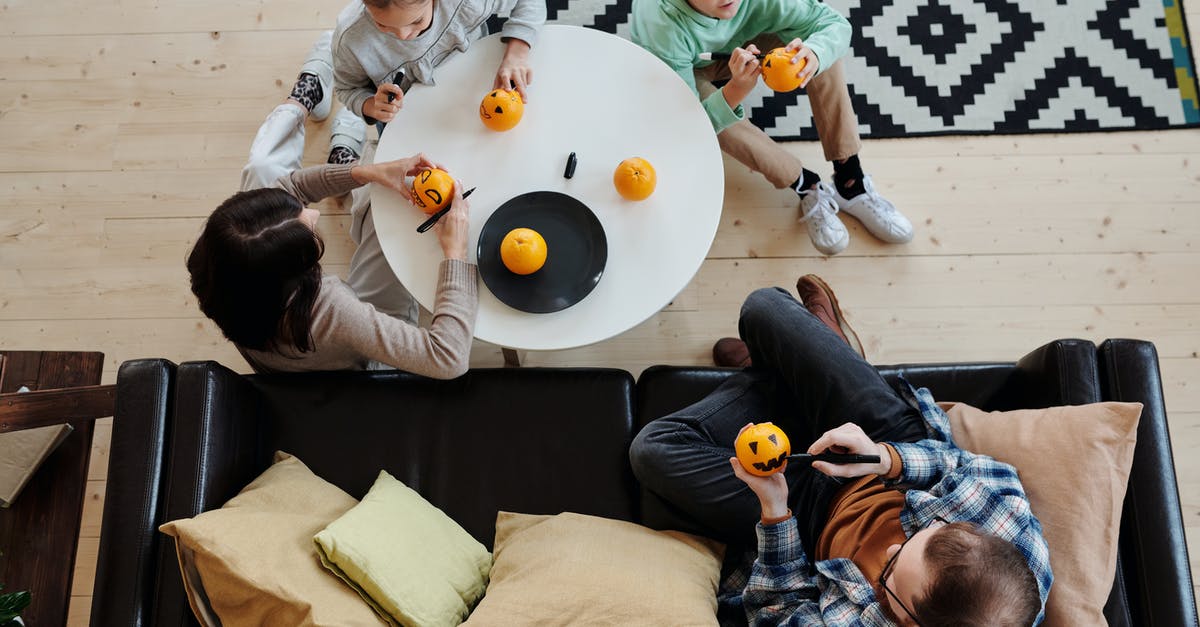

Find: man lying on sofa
<box><xmin>630</xmin><ymin>278</ymin><xmax>1052</xmax><ymax>626</ymax></box>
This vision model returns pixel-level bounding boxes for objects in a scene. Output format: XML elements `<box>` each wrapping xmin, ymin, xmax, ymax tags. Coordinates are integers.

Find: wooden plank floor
<box><xmin>1</xmin><ymin>1</ymin><xmax>1197</xmax><ymax>623</ymax></box>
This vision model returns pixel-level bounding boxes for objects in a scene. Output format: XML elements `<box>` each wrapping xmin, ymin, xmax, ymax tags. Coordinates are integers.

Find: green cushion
<box><xmin>313</xmin><ymin>471</ymin><xmax>491</xmax><ymax>627</ymax></box>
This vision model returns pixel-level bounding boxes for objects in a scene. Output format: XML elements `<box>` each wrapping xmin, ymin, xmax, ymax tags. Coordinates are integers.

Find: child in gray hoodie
<box><xmin>332</xmin><ymin>0</ymin><xmax>546</xmax><ymax>126</ymax></box>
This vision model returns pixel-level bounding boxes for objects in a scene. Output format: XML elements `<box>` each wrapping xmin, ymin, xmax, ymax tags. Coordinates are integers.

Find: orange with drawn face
<box><xmin>734</xmin><ymin>422</ymin><xmax>792</xmax><ymax>476</ymax></box>
<box><xmin>761</xmin><ymin>47</ymin><xmax>807</xmax><ymax>92</ymax></box>
<box><xmin>479</xmin><ymin>89</ymin><xmax>525</xmax><ymax>132</ymax></box>
<box><xmin>412</xmin><ymin>168</ymin><xmax>454</xmax><ymax>215</ymax></box>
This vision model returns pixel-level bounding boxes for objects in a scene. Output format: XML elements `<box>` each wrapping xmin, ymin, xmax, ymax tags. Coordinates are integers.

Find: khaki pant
<box><xmin>696</xmin><ymin>37</ymin><xmax>862</xmax><ymax>189</ymax></box>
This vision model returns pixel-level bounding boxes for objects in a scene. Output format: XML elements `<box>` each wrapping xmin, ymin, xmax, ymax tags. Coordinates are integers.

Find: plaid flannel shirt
<box><xmin>718</xmin><ymin>382</ymin><xmax>1053</xmax><ymax>626</ymax></box>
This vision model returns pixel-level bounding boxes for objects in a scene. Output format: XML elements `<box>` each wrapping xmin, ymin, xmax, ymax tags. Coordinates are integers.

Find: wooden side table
<box><xmin>0</xmin><ymin>351</ymin><xmax>115</xmax><ymax>626</ymax></box>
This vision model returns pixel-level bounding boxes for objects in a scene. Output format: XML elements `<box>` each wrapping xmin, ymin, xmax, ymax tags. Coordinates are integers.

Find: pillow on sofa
<box><xmin>464</xmin><ymin>511</ymin><xmax>725</xmax><ymax>626</ymax></box>
<box><xmin>313</xmin><ymin>470</ymin><xmax>492</xmax><ymax>626</ymax></box>
<box><xmin>943</xmin><ymin>401</ymin><xmax>1141</xmax><ymax>627</ymax></box>
<box><xmin>158</xmin><ymin>452</ymin><xmax>384</xmax><ymax>627</ymax></box>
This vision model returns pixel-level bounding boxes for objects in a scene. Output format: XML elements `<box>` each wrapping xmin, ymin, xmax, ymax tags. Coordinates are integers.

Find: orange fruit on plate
<box><xmin>613</xmin><ymin>157</ymin><xmax>656</xmax><ymax>201</ymax></box>
<box><xmin>761</xmin><ymin>47</ymin><xmax>807</xmax><ymax>92</ymax></box>
<box><xmin>734</xmin><ymin>422</ymin><xmax>792</xmax><ymax>477</ymax></box>
<box><xmin>412</xmin><ymin>168</ymin><xmax>454</xmax><ymax>215</ymax></box>
<box><xmin>479</xmin><ymin>89</ymin><xmax>525</xmax><ymax>132</ymax></box>
<box><xmin>500</xmin><ymin>227</ymin><xmax>548</xmax><ymax>275</ymax></box>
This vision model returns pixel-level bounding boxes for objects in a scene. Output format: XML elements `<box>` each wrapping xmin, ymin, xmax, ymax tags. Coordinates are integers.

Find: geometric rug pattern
<box><xmin>540</xmin><ymin>0</ymin><xmax>1200</xmax><ymax>138</ymax></box>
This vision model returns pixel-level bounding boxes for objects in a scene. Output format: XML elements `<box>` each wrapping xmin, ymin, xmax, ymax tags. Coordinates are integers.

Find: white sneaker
<box><xmin>798</xmin><ymin>182</ymin><xmax>850</xmax><ymax>255</ymax></box>
<box><xmin>833</xmin><ymin>175</ymin><xmax>914</xmax><ymax>244</ymax></box>
<box><xmin>330</xmin><ymin>106</ymin><xmax>366</xmax><ymax>157</ymax></box>
<box><xmin>300</xmin><ymin>31</ymin><xmax>334</xmax><ymax>122</ymax></box>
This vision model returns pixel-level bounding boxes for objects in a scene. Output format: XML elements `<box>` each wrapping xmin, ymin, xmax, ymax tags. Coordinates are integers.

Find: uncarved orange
<box><xmin>412</xmin><ymin>168</ymin><xmax>454</xmax><ymax>215</ymax></box>
<box><xmin>500</xmin><ymin>227</ymin><xmax>547</xmax><ymax>275</ymax></box>
<box><xmin>613</xmin><ymin>157</ymin><xmax>656</xmax><ymax>201</ymax></box>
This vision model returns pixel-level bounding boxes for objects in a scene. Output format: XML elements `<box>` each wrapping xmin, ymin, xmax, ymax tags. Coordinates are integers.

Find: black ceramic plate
<box><xmin>477</xmin><ymin>191</ymin><xmax>608</xmax><ymax>314</ymax></box>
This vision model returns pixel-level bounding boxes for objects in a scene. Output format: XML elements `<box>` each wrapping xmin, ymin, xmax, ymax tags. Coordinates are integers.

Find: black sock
<box><xmin>289</xmin><ymin>72</ymin><xmax>323</xmax><ymax>113</ymax></box>
<box><xmin>327</xmin><ymin>146</ymin><xmax>359</xmax><ymax>165</ymax></box>
<box><xmin>833</xmin><ymin>155</ymin><xmax>866</xmax><ymax>198</ymax></box>
<box><xmin>792</xmin><ymin>169</ymin><xmax>822</xmax><ymax>195</ymax></box>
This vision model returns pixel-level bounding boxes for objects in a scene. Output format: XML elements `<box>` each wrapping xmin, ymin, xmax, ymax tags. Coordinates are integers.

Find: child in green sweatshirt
<box><xmin>631</xmin><ymin>0</ymin><xmax>913</xmax><ymax>255</ymax></box>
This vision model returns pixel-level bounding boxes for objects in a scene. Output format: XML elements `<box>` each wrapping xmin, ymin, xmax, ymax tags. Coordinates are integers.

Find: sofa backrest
<box><xmin>166</xmin><ymin>364</ymin><xmax>641</xmax><ymax>546</ymax></box>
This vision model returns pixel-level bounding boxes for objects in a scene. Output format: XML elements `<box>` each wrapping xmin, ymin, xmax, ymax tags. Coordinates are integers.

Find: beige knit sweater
<box><xmin>239</xmin><ymin>164</ymin><xmax>479</xmax><ymax>378</ymax></box>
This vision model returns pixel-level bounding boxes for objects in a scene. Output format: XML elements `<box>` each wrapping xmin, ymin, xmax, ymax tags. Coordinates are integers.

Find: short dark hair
<box><xmin>186</xmin><ymin>188</ymin><xmax>324</xmax><ymax>353</ymax></box>
<box><xmin>914</xmin><ymin>522</ymin><xmax>1041</xmax><ymax>627</ymax></box>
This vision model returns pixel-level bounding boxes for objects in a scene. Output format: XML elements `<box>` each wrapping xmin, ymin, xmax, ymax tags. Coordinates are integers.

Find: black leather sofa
<box><xmin>92</xmin><ymin>339</ymin><xmax>1197</xmax><ymax>626</ymax></box>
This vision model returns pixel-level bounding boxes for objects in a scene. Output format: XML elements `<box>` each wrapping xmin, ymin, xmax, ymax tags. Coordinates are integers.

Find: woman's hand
<box><xmin>730</xmin><ymin>423</ymin><xmax>790</xmax><ymax>520</ymax></box>
<box><xmin>720</xmin><ymin>45</ymin><xmax>762</xmax><ymax>109</ymax></box>
<box><xmin>437</xmin><ymin>182</ymin><xmax>470</xmax><ymax>261</ymax></box>
<box><xmin>807</xmin><ymin>422</ymin><xmax>892</xmax><ymax>478</ymax></box>
<box><xmin>351</xmin><ymin>153</ymin><xmax>445</xmax><ymax>204</ymax></box>
<box><xmin>362</xmin><ymin>83</ymin><xmax>405</xmax><ymax>123</ymax></box>
<box><xmin>784</xmin><ymin>38</ymin><xmax>820</xmax><ymax>88</ymax></box>
<box><xmin>494</xmin><ymin>38</ymin><xmax>533</xmax><ymax>102</ymax></box>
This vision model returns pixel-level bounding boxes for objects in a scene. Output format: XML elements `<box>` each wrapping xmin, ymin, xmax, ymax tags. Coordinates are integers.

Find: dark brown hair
<box><xmin>186</xmin><ymin>188</ymin><xmax>324</xmax><ymax>353</ymax></box>
<box><xmin>914</xmin><ymin>522</ymin><xmax>1041</xmax><ymax>627</ymax></box>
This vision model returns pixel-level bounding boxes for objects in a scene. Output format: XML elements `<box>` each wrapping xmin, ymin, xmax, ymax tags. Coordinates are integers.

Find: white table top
<box><xmin>372</xmin><ymin>25</ymin><xmax>723</xmax><ymax>351</ymax></box>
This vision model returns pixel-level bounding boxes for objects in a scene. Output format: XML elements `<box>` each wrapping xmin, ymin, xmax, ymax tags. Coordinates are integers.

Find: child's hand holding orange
<box><xmin>494</xmin><ymin>38</ymin><xmax>534</xmax><ymax>102</ymax></box>
<box><xmin>784</xmin><ymin>38</ymin><xmax>820</xmax><ymax>87</ymax></box>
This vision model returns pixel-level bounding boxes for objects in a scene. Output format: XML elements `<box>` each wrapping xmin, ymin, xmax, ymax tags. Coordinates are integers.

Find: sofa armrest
<box><xmin>92</xmin><ymin>358</ymin><xmax>175</xmax><ymax>627</ymax></box>
<box><xmin>1010</xmin><ymin>338</ymin><xmax>1102</xmax><ymax>407</ymax></box>
<box><xmin>152</xmin><ymin>360</ymin><xmax>265</xmax><ymax>627</ymax></box>
<box><xmin>1099</xmin><ymin>339</ymin><xmax>1198</xmax><ymax>627</ymax></box>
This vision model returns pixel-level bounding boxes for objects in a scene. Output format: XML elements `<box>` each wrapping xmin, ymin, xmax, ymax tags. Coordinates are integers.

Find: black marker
<box><xmin>564</xmin><ymin>152</ymin><xmax>577</xmax><ymax>179</ymax></box>
<box><xmin>699</xmin><ymin>52</ymin><xmax>766</xmax><ymax>61</ymax></box>
<box><xmin>416</xmin><ymin>187</ymin><xmax>475</xmax><ymax>233</ymax></box>
<box><xmin>387</xmin><ymin>69</ymin><xmax>404</xmax><ymax>103</ymax></box>
<box><xmin>786</xmin><ymin>452</ymin><xmax>881</xmax><ymax>465</ymax></box>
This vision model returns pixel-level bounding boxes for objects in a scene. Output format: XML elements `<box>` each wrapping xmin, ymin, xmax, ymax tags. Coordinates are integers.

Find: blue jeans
<box><xmin>630</xmin><ymin>287</ymin><xmax>926</xmax><ymax>549</ymax></box>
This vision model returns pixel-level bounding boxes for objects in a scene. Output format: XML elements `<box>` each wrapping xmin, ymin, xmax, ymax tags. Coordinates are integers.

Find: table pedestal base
<box><xmin>502</xmin><ymin>348</ymin><xmax>525</xmax><ymax>368</ymax></box>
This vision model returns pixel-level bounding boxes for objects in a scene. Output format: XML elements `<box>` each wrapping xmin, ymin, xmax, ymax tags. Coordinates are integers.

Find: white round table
<box><xmin>373</xmin><ymin>25</ymin><xmax>723</xmax><ymax>351</ymax></box>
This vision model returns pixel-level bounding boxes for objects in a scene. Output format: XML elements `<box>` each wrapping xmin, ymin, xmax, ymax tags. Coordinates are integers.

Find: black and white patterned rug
<box><xmin>537</xmin><ymin>0</ymin><xmax>1200</xmax><ymax>138</ymax></box>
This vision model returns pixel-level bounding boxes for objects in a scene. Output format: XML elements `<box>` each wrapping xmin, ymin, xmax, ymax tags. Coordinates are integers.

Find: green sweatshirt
<box><xmin>630</xmin><ymin>0</ymin><xmax>851</xmax><ymax>133</ymax></box>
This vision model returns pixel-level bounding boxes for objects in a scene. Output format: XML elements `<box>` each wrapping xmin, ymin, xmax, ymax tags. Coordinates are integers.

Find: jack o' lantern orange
<box><xmin>761</xmin><ymin>47</ymin><xmax>807</xmax><ymax>92</ymax></box>
<box><xmin>734</xmin><ymin>422</ymin><xmax>792</xmax><ymax>476</ymax></box>
<box><xmin>412</xmin><ymin>168</ymin><xmax>454</xmax><ymax>215</ymax></box>
<box><xmin>479</xmin><ymin>89</ymin><xmax>525</xmax><ymax>132</ymax></box>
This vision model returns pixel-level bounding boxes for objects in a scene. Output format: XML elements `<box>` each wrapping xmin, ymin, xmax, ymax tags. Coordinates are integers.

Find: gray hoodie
<box><xmin>332</xmin><ymin>0</ymin><xmax>546</xmax><ymax>120</ymax></box>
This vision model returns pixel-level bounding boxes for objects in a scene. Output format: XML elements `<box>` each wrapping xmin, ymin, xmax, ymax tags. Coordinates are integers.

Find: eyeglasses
<box><xmin>878</xmin><ymin>516</ymin><xmax>948</xmax><ymax>627</ymax></box>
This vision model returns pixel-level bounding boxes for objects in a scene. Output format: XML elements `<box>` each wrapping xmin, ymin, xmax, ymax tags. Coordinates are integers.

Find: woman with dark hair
<box><xmin>187</xmin><ymin>34</ymin><xmax>476</xmax><ymax>378</ymax></box>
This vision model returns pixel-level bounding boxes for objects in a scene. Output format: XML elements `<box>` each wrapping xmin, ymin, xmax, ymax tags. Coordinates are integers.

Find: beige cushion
<box><xmin>314</xmin><ymin>471</ymin><xmax>492</xmax><ymax>627</ymax></box>
<box><xmin>464</xmin><ymin>512</ymin><xmax>725</xmax><ymax>626</ymax></box>
<box><xmin>944</xmin><ymin>401</ymin><xmax>1142</xmax><ymax>627</ymax></box>
<box><xmin>159</xmin><ymin>452</ymin><xmax>384</xmax><ymax>627</ymax></box>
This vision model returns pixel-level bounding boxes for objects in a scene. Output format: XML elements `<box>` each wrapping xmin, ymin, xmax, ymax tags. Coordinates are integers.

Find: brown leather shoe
<box><xmin>795</xmin><ymin>274</ymin><xmax>866</xmax><ymax>358</ymax></box>
<box><xmin>713</xmin><ymin>337</ymin><xmax>752</xmax><ymax>368</ymax></box>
